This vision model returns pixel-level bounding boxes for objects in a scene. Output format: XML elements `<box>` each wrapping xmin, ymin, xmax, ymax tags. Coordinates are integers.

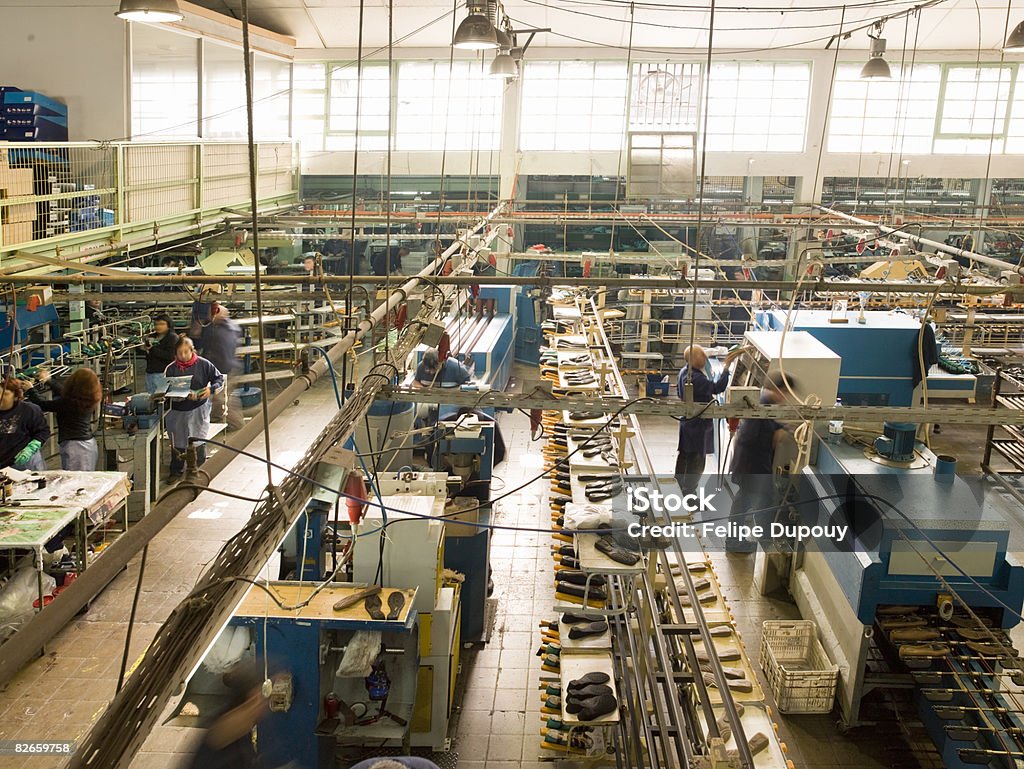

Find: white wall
<box><xmin>0</xmin><ymin>8</ymin><xmax>128</xmax><ymax>141</ymax></box>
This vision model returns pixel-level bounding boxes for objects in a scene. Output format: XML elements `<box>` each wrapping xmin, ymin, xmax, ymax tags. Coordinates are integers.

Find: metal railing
<box><xmin>0</xmin><ymin>140</ymin><xmax>298</xmax><ymax>254</ymax></box>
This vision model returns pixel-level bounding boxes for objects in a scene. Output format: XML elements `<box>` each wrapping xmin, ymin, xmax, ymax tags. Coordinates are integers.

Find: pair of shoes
<box><xmin>558</xmin><ymin>570</ymin><xmax>606</xmax><ymax>588</ymax></box>
<box><xmin>570</xmin><ymin>411</ymin><xmax>605</xmax><ymax>421</ymax></box>
<box><xmin>364</xmin><ymin>591</ymin><xmax>406</xmax><ymax>620</ymax></box>
<box><xmin>556</xmin><ymin>581</ymin><xmax>607</xmax><ymax>601</ymax></box>
<box><xmin>564</xmin><ymin>674</ymin><xmax>616</xmax><ymax>720</ymax></box>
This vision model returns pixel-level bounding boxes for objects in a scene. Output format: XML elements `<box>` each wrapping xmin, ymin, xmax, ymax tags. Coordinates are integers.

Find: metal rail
<box><xmin>385</xmin><ymin>388</ymin><xmax>1024</xmax><ymax>427</ymax></box>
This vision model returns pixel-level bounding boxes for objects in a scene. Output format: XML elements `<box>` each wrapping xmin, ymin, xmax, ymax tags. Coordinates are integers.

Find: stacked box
<box><xmin>0</xmin><ymin>148</ymin><xmax>35</xmax><ymax>245</ymax></box>
<box><xmin>0</xmin><ymin>89</ymin><xmax>68</xmax><ymax>142</ymax></box>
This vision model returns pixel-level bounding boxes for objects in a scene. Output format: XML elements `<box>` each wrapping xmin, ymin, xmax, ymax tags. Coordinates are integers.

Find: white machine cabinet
<box><xmin>744</xmin><ymin>330</ymin><xmax>841</xmax><ymax>406</ymax></box>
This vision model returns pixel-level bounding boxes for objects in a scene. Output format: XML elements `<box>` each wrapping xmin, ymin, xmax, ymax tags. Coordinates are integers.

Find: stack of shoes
<box><xmin>569</xmin><ymin>410</ymin><xmax>606</xmax><ymax>423</ymax></box>
<box><xmin>563</xmin><ymin>372</ymin><xmax>597</xmax><ymax>387</ymax></box>
<box><xmin>540</xmin><ymin>719</ymin><xmax>594</xmax><ymax>753</ymax></box>
<box><xmin>585</xmin><ymin>477</ymin><xmax>623</xmax><ymax>502</ymax></box>
<box><xmin>564</xmin><ymin>672</ymin><xmax>618</xmax><ymax>721</ymax></box>
<box><xmin>555</xmin><ymin>578</ymin><xmax>607</xmax><ymax>607</ymax></box>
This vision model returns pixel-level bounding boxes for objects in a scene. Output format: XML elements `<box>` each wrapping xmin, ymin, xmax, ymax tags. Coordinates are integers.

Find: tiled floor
<box><xmin>0</xmin><ymin>362</ymin><xmax>1017</xmax><ymax>768</ymax></box>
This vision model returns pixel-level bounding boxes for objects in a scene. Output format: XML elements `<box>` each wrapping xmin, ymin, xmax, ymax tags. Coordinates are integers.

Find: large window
<box><xmin>396</xmin><ymin>61</ymin><xmax>503</xmax><ymax>151</ymax></box>
<box><xmin>203</xmin><ymin>41</ymin><xmax>247</xmax><ymax>139</ymax></box>
<box><xmin>935</xmin><ymin>65</ymin><xmax>1014</xmax><ymax>154</ymax></box>
<box><xmin>328</xmin><ymin>63</ymin><xmax>391</xmax><ymax>151</ymax></box>
<box><xmin>131</xmin><ymin>24</ymin><xmax>199</xmax><ymax>139</ymax></box>
<box><xmin>519</xmin><ymin>61</ymin><xmax>628</xmax><ymax>151</ymax></box>
<box><xmin>292</xmin><ymin>63</ymin><xmax>327</xmax><ymax>153</ymax></box>
<box><xmin>629</xmin><ymin>62</ymin><xmax>701</xmax><ymax>132</ymax></box>
<box><xmin>253</xmin><ymin>54</ymin><xmax>292</xmax><ymax>140</ymax></box>
<box><xmin>828</xmin><ymin>63</ymin><xmax>942</xmax><ymax>154</ymax></box>
<box><xmin>705</xmin><ymin>62</ymin><xmax>810</xmax><ymax>152</ymax></box>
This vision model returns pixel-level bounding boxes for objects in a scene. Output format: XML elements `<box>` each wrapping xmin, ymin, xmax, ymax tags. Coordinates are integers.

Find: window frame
<box><xmin>934</xmin><ymin>62</ymin><xmax>1018</xmax><ymax>141</ymax></box>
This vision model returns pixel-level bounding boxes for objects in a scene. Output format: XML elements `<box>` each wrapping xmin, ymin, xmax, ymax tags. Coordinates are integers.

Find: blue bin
<box><xmin>234</xmin><ymin>386</ymin><xmax>261</xmax><ymax>409</ymax></box>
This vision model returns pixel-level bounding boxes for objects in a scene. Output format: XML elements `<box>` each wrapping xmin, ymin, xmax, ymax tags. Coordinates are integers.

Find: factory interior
<box><xmin>12</xmin><ymin>1</ymin><xmax>1024</xmax><ymax>769</ymax></box>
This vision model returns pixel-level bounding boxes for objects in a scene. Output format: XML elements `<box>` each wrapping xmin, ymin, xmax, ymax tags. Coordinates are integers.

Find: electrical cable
<box><xmin>240</xmin><ymin>0</ymin><xmax>275</xmax><ymax>490</ymax></box>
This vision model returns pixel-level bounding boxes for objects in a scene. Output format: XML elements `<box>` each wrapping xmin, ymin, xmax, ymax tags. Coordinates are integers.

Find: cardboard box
<box><xmin>0</xmin><ymin>167</ymin><xmax>33</xmax><ymax>196</ymax></box>
<box><xmin>2</xmin><ymin>201</ymin><xmax>34</xmax><ymax>222</ymax></box>
<box><xmin>2</xmin><ymin>221</ymin><xmax>32</xmax><ymax>245</ymax></box>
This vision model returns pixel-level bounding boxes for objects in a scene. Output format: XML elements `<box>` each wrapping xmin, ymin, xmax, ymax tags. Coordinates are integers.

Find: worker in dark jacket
<box><xmin>29</xmin><ymin>368</ymin><xmax>102</xmax><ymax>471</ymax></box>
<box><xmin>144</xmin><ymin>314</ymin><xmax>178</xmax><ymax>393</ymax></box>
<box><xmin>200</xmin><ymin>304</ymin><xmax>244</xmax><ymax>431</ymax></box>
<box><xmin>0</xmin><ymin>377</ymin><xmax>49</xmax><ymax>470</ymax></box>
<box><xmin>727</xmin><ymin>371</ymin><xmax>795</xmax><ymax>552</ymax></box>
<box><xmin>675</xmin><ymin>345</ymin><xmax>735</xmax><ymax>494</ymax></box>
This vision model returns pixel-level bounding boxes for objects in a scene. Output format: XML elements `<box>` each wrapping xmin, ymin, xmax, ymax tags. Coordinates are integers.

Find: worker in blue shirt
<box><xmin>675</xmin><ymin>345</ymin><xmax>735</xmax><ymax>494</ymax></box>
<box><xmin>413</xmin><ymin>348</ymin><xmax>474</xmax><ymax>388</ymax></box>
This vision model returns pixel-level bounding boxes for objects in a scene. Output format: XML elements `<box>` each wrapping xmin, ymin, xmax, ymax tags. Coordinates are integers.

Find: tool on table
<box><xmin>332</xmin><ymin>585</ymin><xmax>381</xmax><ymax>612</ymax></box>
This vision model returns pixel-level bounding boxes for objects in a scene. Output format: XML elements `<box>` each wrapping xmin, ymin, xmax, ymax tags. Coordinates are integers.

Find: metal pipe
<box><xmin>0</xmin><ymin>205</ymin><xmax>503</xmax><ymax>689</ymax></box>
<box><xmin>815</xmin><ymin>204</ymin><xmax>1024</xmax><ymax>275</ymax></box>
<box><xmin>3</xmin><ymin>272</ymin><xmax>1019</xmax><ymax>296</ymax></box>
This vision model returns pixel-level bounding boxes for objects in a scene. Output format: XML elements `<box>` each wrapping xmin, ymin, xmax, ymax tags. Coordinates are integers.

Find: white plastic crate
<box><xmin>760</xmin><ymin>620</ymin><xmax>839</xmax><ymax>714</ymax></box>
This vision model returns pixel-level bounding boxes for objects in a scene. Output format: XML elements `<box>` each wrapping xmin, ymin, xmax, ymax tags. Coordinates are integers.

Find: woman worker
<box><xmin>164</xmin><ymin>336</ymin><xmax>224</xmax><ymax>477</ymax></box>
<box><xmin>0</xmin><ymin>377</ymin><xmax>49</xmax><ymax>470</ymax></box>
<box><xmin>144</xmin><ymin>314</ymin><xmax>179</xmax><ymax>393</ymax></box>
<box><xmin>29</xmin><ymin>368</ymin><xmax>102</xmax><ymax>471</ymax></box>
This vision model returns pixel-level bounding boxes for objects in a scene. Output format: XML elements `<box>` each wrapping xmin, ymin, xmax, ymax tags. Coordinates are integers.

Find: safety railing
<box><xmin>0</xmin><ymin>140</ymin><xmax>298</xmax><ymax>253</ymax></box>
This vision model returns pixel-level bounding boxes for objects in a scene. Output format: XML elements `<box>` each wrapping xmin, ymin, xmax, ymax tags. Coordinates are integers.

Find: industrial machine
<box><xmin>729</xmin><ymin>329</ymin><xmax>841</xmax><ymax>407</ymax></box>
<box><xmin>788</xmin><ymin>441</ymin><xmax>1024</xmax><ymax>767</ymax></box>
<box><xmin>122</xmin><ymin>393</ymin><xmax>162</xmax><ymax>431</ymax></box>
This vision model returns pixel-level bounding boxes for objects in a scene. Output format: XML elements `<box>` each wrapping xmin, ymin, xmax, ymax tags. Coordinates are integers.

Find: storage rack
<box><xmin>983</xmin><ymin>369</ymin><xmax>1024</xmax><ymax>472</ymax></box>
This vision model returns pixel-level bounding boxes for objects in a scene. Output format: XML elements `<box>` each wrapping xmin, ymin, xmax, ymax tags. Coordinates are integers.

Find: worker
<box><xmin>675</xmin><ymin>345</ymin><xmax>736</xmax><ymax>495</ymax></box>
<box><xmin>371</xmin><ymin>245</ymin><xmax>409</xmax><ymax>276</ymax></box>
<box><xmin>164</xmin><ymin>336</ymin><xmax>224</xmax><ymax>477</ymax></box>
<box><xmin>727</xmin><ymin>371</ymin><xmax>796</xmax><ymax>552</ymax></box>
<box><xmin>413</xmin><ymin>348</ymin><xmax>474</xmax><ymax>388</ymax></box>
<box><xmin>349</xmin><ymin>759</ymin><xmax>442</xmax><ymax>769</ymax></box>
<box><xmin>182</xmin><ymin>661</ymin><xmax>270</xmax><ymax>769</ymax></box>
<box><xmin>200</xmin><ymin>303</ymin><xmax>244</xmax><ymax>431</ymax></box>
<box><xmin>144</xmin><ymin>314</ymin><xmax>179</xmax><ymax>393</ymax></box>
<box><xmin>0</xmin><ymin>377</ymin><xmax>49</xmax><ymax>471</ymax></box>
<box><xmin>29</xmin><ymin>368</ymin><xmax>101</xmax><ymax>471</ymax></box>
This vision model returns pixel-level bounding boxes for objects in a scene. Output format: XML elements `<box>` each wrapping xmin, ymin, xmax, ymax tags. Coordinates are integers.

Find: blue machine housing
<box><xmin>757</xmin><ymin>309</ymin><xmax>921</xmax><ymax>406</ymax></box>
<box><xmin>806</xmin><ymin>443</ymin><xmax>1024</xmax><ymax>628</ymax></box>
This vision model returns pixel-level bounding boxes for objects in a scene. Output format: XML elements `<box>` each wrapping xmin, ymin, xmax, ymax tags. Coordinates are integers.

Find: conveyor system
<box><xmin>788</xmin><ymin>439</ymin><xmax>1024</xmax><ymax>768</ymax></box>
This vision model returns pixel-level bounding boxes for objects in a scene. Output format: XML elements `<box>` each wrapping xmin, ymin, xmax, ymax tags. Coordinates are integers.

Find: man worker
<box><xmin>675</xmin><ymin>345</ymin><xmax>736</xmax><ymax>495</ymax></box>
<box><xmin>371</xmin><ymin>245</ymin><xmax>410</xmax><ymax>276</ymax></box>
<box><xmin>200</xmin><ymin>303</ymin><xmax>245</xmax><ymax>431</ymax></box>
<box><xmin>413</xmin><ymin>348</ymin><xmax>474</xmax><ymax>388</ymax></box>
<box><xmin>726</xmin><ymin>370</ymin><xmax>797</xmax><ymax>552</ymax></box>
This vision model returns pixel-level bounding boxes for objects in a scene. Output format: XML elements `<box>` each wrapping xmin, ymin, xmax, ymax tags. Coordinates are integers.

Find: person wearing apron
<box><xmin>164</xmin><ymin>336</ymin><xmax>224</xmax><ymax>477</ymax></box>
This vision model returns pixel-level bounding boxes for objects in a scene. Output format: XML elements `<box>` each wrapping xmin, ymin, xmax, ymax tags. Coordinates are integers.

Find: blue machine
<box><xmin>0</xmin><ymin>303</ymin><xmax>61</xmax><ymax>362</ymax></box>
<box><xmin>757</xmin><ymin>309</ymin><xmax>921</xmax><ymax>406</ymax></box>
<box><xmin>513</xmin><ymin>262</ymin><xmax>543</xmax><ymax>365</ymax></box>
<box><xmin>431</xmin><ymin>415</ymin><xmax>494</xmax><ymax>644</ymax></box>
<box><xmin>790</xmin><ymin>440</ymin><xmax>1024</xmax><ymax>766</ymax></box>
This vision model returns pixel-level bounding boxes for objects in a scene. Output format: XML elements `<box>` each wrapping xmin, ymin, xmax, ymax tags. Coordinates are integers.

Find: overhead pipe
<box><xmin>815</xmin><ymin>204</ymin><xmax>1024</xmax><ymax>275</ymax></box>
<box><xmin>0</xmin><ymin>205</ymin><xmax>503</xmax><ymax>689</ymax></box>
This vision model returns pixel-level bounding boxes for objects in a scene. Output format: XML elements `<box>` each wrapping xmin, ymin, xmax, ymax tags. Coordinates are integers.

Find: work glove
<box><xmin>14</xmin><ymin>439</ymin><xmax>42</xmax><ymax>469</ymax></box>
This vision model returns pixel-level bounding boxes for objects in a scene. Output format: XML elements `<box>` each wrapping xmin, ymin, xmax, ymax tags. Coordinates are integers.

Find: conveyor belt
<box><xmin>531</xmin><ymin>288</ymin><xmax>792</xmax><ymax>768</ymax></box>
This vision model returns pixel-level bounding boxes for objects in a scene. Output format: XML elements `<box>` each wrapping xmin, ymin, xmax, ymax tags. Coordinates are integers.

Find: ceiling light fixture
<box><xmin>453</xmin><ymin>1</ymin><xmax>499</xmax><ymax>50</ymax></box>
<box><xmin>860</xmin><ymin>24</ymin><xmax>891</xmax><ymax>80</ymax></box>
<box><xmin>1005</xmin><ymin>21</ymin><xmax>1024</xmax><ymax>51</ymax></box>
<box><xmin>115</xmin><ymin>0</ymin><xmax>184</xmax><ymax>22</ymax></box>
<box><xmin>489</xmin><ymin>25</ymin><xmax>517</xmax><ymax>78</ymax></box>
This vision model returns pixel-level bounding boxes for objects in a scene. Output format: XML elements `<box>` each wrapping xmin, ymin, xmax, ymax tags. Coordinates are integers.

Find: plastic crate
<box><xmin>760</xmin><ymin>620</ymin><xmax>838</xmax><ymax>714</ymax></box>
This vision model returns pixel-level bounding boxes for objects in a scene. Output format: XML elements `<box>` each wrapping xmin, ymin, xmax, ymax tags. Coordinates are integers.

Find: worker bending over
<box><xmin>675</xmin><ymin>345</ymin><xmax>736</xmax><ymax>495</ymax></box>
<box><xmin>413</xmin><ymin>348</ymin><xmax>474</xmax><ymax>388</ymax></box>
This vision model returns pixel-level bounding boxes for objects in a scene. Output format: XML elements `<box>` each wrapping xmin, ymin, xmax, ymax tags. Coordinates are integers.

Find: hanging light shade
<box><xmin>115</xmin><ymin>0</ymin><xmax>184</xmax><ymax>22</ymax></box>
<box><xmin>453</xmin><ymin>2</ymin><xmax>498</xmax><ymax>50</ymax></box>
<box><xmin>1005</xmin><ymin>21</ymin><xmax>1024</xmax><ymax>51</ymax></box>
<box><xmin>860</xmin><ymin>36</ymin><xmax>891</xmax><ymax>80</ymax></box>
<box><xmin>489</xmin><ymin>52</ymin><xmax>518</xmax><ymax>78</ymax></box>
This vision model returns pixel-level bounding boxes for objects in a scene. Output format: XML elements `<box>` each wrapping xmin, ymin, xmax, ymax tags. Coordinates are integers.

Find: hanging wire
<box><xmin>240</xmin><ymin>0</ymin><xmax>275</xmax><ymax>488</ymax></box>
